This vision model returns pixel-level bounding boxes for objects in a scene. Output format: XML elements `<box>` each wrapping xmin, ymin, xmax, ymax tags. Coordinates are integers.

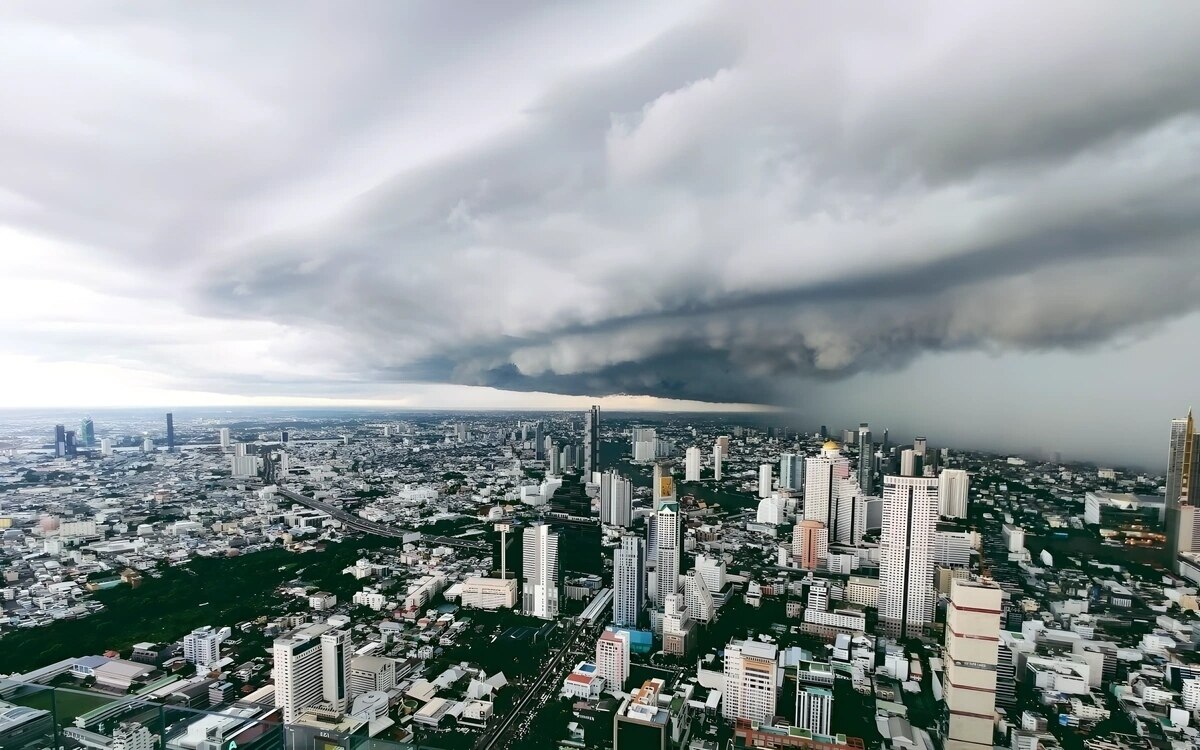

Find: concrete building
<box><xmin>350</xmin><ymin>655</ymin><xmax>396</xmax><ymax>695</ymax></box>
<box><xmin>614</xmin><ymin>535</ymin><xmax>646</xmax><ymax>628</ymax></box>
<box><xmin>182</xmin><ymin>626</ymin><xmax>229</xmax><ymax>669</ymax></box>
<box><xmin>796</xmin><ymin>685</ymin><xmax>833</xmax><ymax>735</ymax></box>
<box><xmin>685</xmin><ymin>446</ymin><xmax>702</xmax><ymax>482</ymax></box>
<box><xmin>793</xmin><ymin>520</ymin><xmax>828</xmax><ymax>571</ymax></box>
<box><xmin>759</xmin><ymin>464</ymin><xmax>773</xmax><ymax>498</ymax></box>
<box><xmin>780</xmin><ymin>453</ymin><xmax>802</xmax><ymax>491</ymax></box>
<box><xmin>939</xmin><ymin>469</ymin><xmax>970</xmax><ymax>518</ymax></box>
<box><xmin>522</xmin><ymin>523</ymin><xmax>560</xmax><ymax>619</ymax></box>
<box><xmin>944</xmin><ymin>579</ymin><xmax>1002</xmax><ymax>750</ymax></box>
<box><xmin>596</xmin><ymin>629</ymin><xmax>630</xmax><ymax>695</ymax></box>
<box><xmin>321</xmin><ymin>629</ymin><xmax>351</xmax><ymax>713</ymax></box>
<box><xmin>460</xmin><ymin>576</ymin><xmax>518</xmax><ymax>610</ymax></box>
<box><xmin>654</xmin><ymin>502</ymin><xmax>681</xmax><ymax>610</ymax></box>
<box><xmin>723</xmin><ymin>639</ymin><xmax>778</xmax><ymax>723</ymax></box>
<box><xmin>880</xmin><ymin>475</ymin><xmax>940</xmax><ymax>639</ymax></box>
<box><xmin>713</xmin><ymin>444</ymin><xmax>724</xmax><ymax>481</ymax></box>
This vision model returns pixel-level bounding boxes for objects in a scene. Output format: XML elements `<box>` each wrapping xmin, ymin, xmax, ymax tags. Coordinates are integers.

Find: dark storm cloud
<box><xmin>3</xmin><ymin>1</ymin><xmax>1200</xmax><ymax>410</ymax></box>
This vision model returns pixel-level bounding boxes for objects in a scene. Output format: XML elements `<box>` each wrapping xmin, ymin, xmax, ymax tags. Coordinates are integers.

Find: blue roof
<box><xmin>73</xmin><ymin>656</ymin><xmax>110</xmax><ymax>669</ymax></box>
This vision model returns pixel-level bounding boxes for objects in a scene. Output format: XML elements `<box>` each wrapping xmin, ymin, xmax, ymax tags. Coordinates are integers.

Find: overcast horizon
<box><xmin>3</xmin><ymin>2</ymin><xmax>1200</xmax><ymax>468</ymax></box>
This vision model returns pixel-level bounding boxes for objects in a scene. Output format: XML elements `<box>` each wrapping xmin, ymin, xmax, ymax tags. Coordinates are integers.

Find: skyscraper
<box><xmin>1167</xmin><ymin>411</ymin><xmax>1200</xmax><ymax>563</ymax></box>
<box><xmin>79</xmin><ymin>417</ymin><xmax>95</xmax><ymax>447</ymax></box>
<box><xmin>944</xmin><ymin>578</ymin><xmax>1001</xmax><ymax>750</ymax></box>
<box><xmin>722</xmin><ymin>640</ymin><xmax>778</xmax><ymax>723</ymax></box>
<box><xmin>880</xmin><ymin>474</ymin><xmax>940</xmax><ymax>639</ymax></box>
<box><xmin>653</xmin><ymin>463</ymin><xmax>675</xmax><ymax>505</ymax></box>
<box><xmin>321</xmin><ymin>629</ymin><xmax>351</xmax><ymax>713</ymax></box>
<box><xmin>596</xmin><ymin>629</ymin><xmax>630</xmax><ymax>695</ymax></box>
<box><xmin>793</xmin><ymin>520</ymin><xmax>828</xmax><ymax>570</ymax></box>
<box><xmin>654</xmin><ymin>502</ymin><xmax>681</xmax><ymax>609</ymax></box>
<box><xmin>273</xmin><ymin>623</ymin><xmax>331</xmax><ymax>724</ymax></box>
<box><xmin>758</xmin><ymin>463</ymin><xmax>773</xmax><ymax>498</ymax></box>
<box><xmin>713</xmin><ymin>444</ymin><xmax>724</xmax><ymax>481</ymax></box>
<box><xmin>856</xmin><ymin>423</ymin><xmax>873</xmax><ymax>492</ymax></box>
<box><xmin>522</xmin><ymin>523</ymin><xmax>560</xmax><ymax>619</ymax></box>
<box><xmin>685</xmin><ymin>446</ymin><xmax>702</xmax><ymax>482</ymax></box>
<box><xmin>600</xmin><ymin>470</ymin><xmax>632</xmax><ymax>527</ymax></box>
<box><xmin>534</xmin><ymin>421</ymin><xmax>545</xmax><ymax>460</ymax></box>
<box><xmin>780</xmin><ymin>453</ymin><xmax>802</xmax><ymax>491</ymax></box>
<box><xmin>683</xmin><ymin>569</ymin><xmax>715</xmax><ymax>624</ymax></box>
<box><xmin>805</xmin><ymin>441</ymin><xmax>861</xmax><ymax>542</ymax></box>
<box><xmin>54</xmin><ymin>424</ymin><xmax>66</xmax><ymax>458</ymax></box>
<box><xmin>549</xmin><ymin>442</ymin><xmax>561</xmax><ymax>475</ymax></box>
<box><xmin>939</xmin><ymin>469</ymin><xmax>970</xmax><ymax>518</ymax></box>
<box><xmin>165</xmin><ymin>412</ymin><xmax>175</xmax><ymax>452</ymax></box>
<box><xmin>219</xmin><ymin>427</ymin><xmax>231</xmax><ymax>449</ymax></box>
<box><xmin>613</xmin><ymin>535</ymin><xmax>646</xmax><ymax>628</ymax></box>
<box><xmin>795</xmin><ymin>686</ymin><xmax>833</xmax><ymax>735</ymax></box>
<box><xmin>584</xmin><ymin>405</ymin><xmax>600</xmax><ymax>477</ymax></box>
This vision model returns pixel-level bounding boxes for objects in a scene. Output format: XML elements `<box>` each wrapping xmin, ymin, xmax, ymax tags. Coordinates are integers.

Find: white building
<box><xmin>934</xmin><ymin>529</ymin><xmax>973</xmax><ymax>568</ymax></box>
<box><xmin>756</xmin><ymin>494</ymin><xmax>787</xmax><ymax>526</ymax></box>
<box><xmin>1002</xmin><ymin>524</ymin><xmax>1025</xmax><ymax>552</ymax></box>
<box><xmin>683</xmin><ymin>570</ymin><xmax>715</xmax><ymax>624</ymax></box>
<box><xmin>599</xmin><ymin>471</ymin><xmax>633</xmax><ymax>527</ymax></box>
<box><xmin>613</xmin><ymin>535</ymin><xmax>646</xmax><ymax>628</ymax></box>
<box><xmin>632</xmin><ymin>428</ymin><xmax>658</xmax><ymax>462</ymax></box>
<box><xmin>219</xmin><ymin>427</ymin><xmax>231</xmax><ymax>449</ymax></box>
<box><xmin>723</xmin><ymin>639</ymin><xmax>778</xmax><ymax>723</ymax></box>
<box><xmin>350</xmin><ymin>656</ymin><xmax>396</xmax><ymax>695</ymax></box>
<box><xmin>713</xmin><ymin>444</ymin><xmax>724</xmax><ymax>481</ymax></box>
<box><xmin>110</xmin><ymin>722</ymin><xmax>154</xmax><ymax>750</ymax></box>
<box><xmin>780</xmin><ymin>453</ymin><xmax>802</xmax><ymax>491</ymax></box>
<box><xmin>182</xmin><ymin>626</ymin><xmax>229</xmax><ymax>669</ymax></box>
<box><xmin>685</xmin><ymin>446</ymin><xmax>702</xmax><ymax>482</ymax></box>
<box><xmin>273</xmin><ymin>623</ymin><xmax>341</xmax><ymax>723</ymax></box>
<box><xmin>522</xmin><ymin>523</ymin><xmax>560</xmax><ymax>619</ymax></box>
<box><xmin>321</xmin><ymin>629</ymin><xmax>351</xmax><ymax>713</ymax></box>
<box><xmin>654</xmin><ymin>503</ymin><xmax>682</xmax><ymax>609</ymax></box>
<box><xmin>944</xmin><ymin>579</ymin><xmax>1002</xmax><ymax>750</ymax></box>
<box><xmin>796</xmin><ymin>686</ymin><xmax>833</xmax><ymax>735</ymax></box>
<box><xmin>460</xmin><ymin>577</ymin><xmax>518</xmax><ymax>610</ymax></box>
<box><xmin>758</xmin><ymin>464</ymin><xmax>774</xmax><ymax>498</ymax></box>
<box><xmin>806</xmin><ymin>442</ymin><xmax>863</xmax><ymax>543</ymax></box>
<box><xmin>694</xmin><ymin>553</ymin><xmax>726</xmax><ymax>599</ymax></box>
<box><xmin>100</xmin><ymin>438</ymin><xmax>113</xmax><ymax>457</ymax></box>
<box><xmin>596</xmin><ymin>629</ymin><xmax>630</xmax><ymax>695</ymax></box>
<box><xmin>880</xmin><ymin>475</ymin><xmax>940</xmax><ymax>638</ymax></box>
<box><xmin>939</xmin><ymin>469</ymin><xmax>970</xmax><ymax>518</ymax></box>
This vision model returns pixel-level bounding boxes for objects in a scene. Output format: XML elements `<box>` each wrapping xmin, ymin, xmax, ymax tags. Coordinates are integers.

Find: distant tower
<box><xmin>780</xmin><ymin>453</ymin><xmax>802</xmax><ymax>491</ymax></box>
<box><xmin>54</xmin><ymin>424</ymin><xmax>66</xmax><ymax>458</ymax></box>
<box><xmin>939</xmin><ymin>469</ymin><xmax>970</xmax><ymax>518</ymax></box>
<box><xmin>613</xmin><ymin>535</ymin><xmax>645</xmax><ymax>628</ymax></box>
<box><xmin>281</xmin><ymin>430</ymin><xmax>289</xmax><ymax>444</ymax></box>
<box><xmin>758</xmin><ymin>464</ymin><xmax>773</xmax><ymax>499</ymax></box>
<box><xmin>856</xmin><ymin>423</ymin><xmax>873</xmax><ymax>492</ymax></box>
<box><xmin>713</xmin><ymin>444</ymin><xmax>724</xmax><ymax>481</ymax></box>
<box><xmin>654</xmin><ymin>502</ymin><xmax>681</xmax><ymax>610</ymax></box>
<box><xmin>219</xmin><ymin>428</ymin><xmax>231</xmax><ymax>450</ymax></box>
<box><xmin>1167</xmin><ymin>410</ymin><xmax>1200</xmax><ymax>565</ymax></box>
<box><xmin>880</xmin><ymin>474</ymin><xmax>940</xmax><ymax>638</ymax></box>
<box><xmin>165</xmin><ymin>412</ymin><xmax>175</xmax><ymax>452</ymax></box>
<box><xmin>522</xmin><ymin>523</ymin><xmax>560</xmax><ymax>619</ymax></box>
<box><xmin>80</xmin><ymin>417</ymin><xmax>95</xmax><ymax>447</ymax></box>
<box><xmin>685</xmin><ymin>446</ymin><xmax>702</xmax><ymax>482</ymax></box>
<box><xmin>584</xmin><ymin>406</ymin><xmax>600</xmax><ymax>477</ymax></box>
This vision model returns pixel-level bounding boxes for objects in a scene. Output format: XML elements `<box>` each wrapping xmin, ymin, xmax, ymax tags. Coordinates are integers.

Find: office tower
<box><xmin>64</xmin><ymin>430</ymin><xmax>77</xmax><ymax>457</ymax></box>
<box><xmin>219</xmin><ymin>427</ymin><xmax>231</xmax><ymax>449</ymax></box>
<box><xmin>756</xmin><ymin>494</ymin><xmax>786</xmax><ymax>525</ymax></box>
<box><xmin>856</xmin><ymin>423</ymin><xmax>873</xmax><ymax>492</ymax></box>
<box><xmin>694</xmin><ymin>553</ymin><xmax>727</xmax><ymax>597</ymax></box>
<box><xmin>596</xmin><ymin>629</ymin><xmax>630</xmax><ymax>694</ymax></box>
<box><xmin>880</xmin><ymin>475</ymin><xmax>940</xmax><ymax>638</ymax></box>
<box><xmin>600</xmin><ymin>470</ymin><xmax>633</xmax><ymax>527</ymax></box>
<box><xmin>549</xmin><ymin>443</ymin><xmax>561</xmax><ymax>475</ymax></box>
<box><xmin>780</xmin><ymin>453</ymin><xmax>802</xmax><ymax>491</ymax></box>
<box><xmin>281</xmin><ymin>429</ymin><xmax>290</xmax><ymax>444</ymax></box>
<box><xmin>183</xmin><ymin>626</ymin><xmax>228</xmax><ymax>668</ymax></box>
<box><xmin>522</xmin><ymin>523</ymin><xmax>560</xmax><ymax>619</ymax></box>
<box><xmin>939</xmin><ymin>469</ymin><xmax>970</xmax><ymax>518</ymax></box>
<box><xmin>805</xmin><ymin>442</ymin><xmax>861</xmax><ymax>542</ymax></box>
<box><xmin>350</xmin><ymin>656</ymin><xmax>396</xmax><ymax>695</ymax></box>
<box><xmin>685</xmin><ymin>446</ymin><xmax>702</xmax><ymax>482</ymax></box>
<box><xmin>793</xmin><ymin>520</ymin><xmax>828</xmax><ymax>570</ymax></box>
<box><xmin>944</xmin><ymin>579</ymin><xmax>1002</xmax><ymax>750</ymax></box>
<box><xmin>632</xmin><ymin>427</ymin><xmax>657</xmax><ymax>462</ymax></box>
<box><xmin>79</xmin><ymin>417</ymin><xmax>95</xmax><ymax>447</ymax></box>
<box><xmin>54</xmin><ymin>424</ymin><xmax>66</xmax><ymax>457</ymax></box>
<box><xmin>796</xmin><ymin>685</ymin><xmax>833</xmax><ymax>735</ymax></box>
<box><xmin>683</xmin><ymin>570</ymin><xmax>715</xmax><ymax>624</ymax></box>
<box><xmin>273</xmin><ymin>624</ymin><xmax>330</xmax><ymax>723</ymax></box>
<box><xmin>1167</xmin><ymin>411</ymin><xmax>1200</xmax><ymax>561</ymax></box>
<box><xmin>900</xmin><ymin>449</ymin><xmax>915</xmax><ymax>477</ymax></box>
<box><xmin>533</xmin><ymin>421</ymin><xmax>544</xmax><ymax>460</ymax></box>
<box><xmin>713</xmin><ymin>444</ymin><xmax>724</xmax><ymax>481</ymax></box>
<box><xmin>653</xmin><ymin>463</ymin><xmax>675</xmax><ymax>505</ymax></box>
<box><xmin>654</xmin><ymin>502</ymin><xmax>681</xmax><ymax>609</ymax></box>
<box><xmin>100</xmin><ymin>438</ymin><xmax>113</xmax><ymax>457</ymax></box>
<box><xmin>321</xmin><ymin>629</ymin><xmax>351</xmax><ymax>712</ymax></box>
<box><xmin>758</xmin><ymin>463</ymin><xmax>773</xmax><ymax>498</ymax></box>
<box><xmin>819</xmin><ymin>425</ymin><xmax>828</xmax><ymax>440</ymax></box>
<box><xmin>661</xmin><ymin>593</ymin><xmax>694</xmax><ymax>655</ymax></box>
<box><xmin>584</xmin><ymin>405</ymin><xmax>600</xmax><ymax>477</ymax></box>
<box><xmin>165</xmin><ymin>412</ymin><xmax>175</xmax><ymax>452</ymax></box>
<box><xmin>913</xmin><ymin>436</ymin><xmax>927</xmax><ymax>475</ymax></box>
<box><xmin>722</xmin><ymin>640</ymin><xmax>778</xmax><ymax>723</ymax></box>
<box><xmin>613</xmin><ymin>535</ymin><xmax>646</xmax><ymax>627</ymax></box>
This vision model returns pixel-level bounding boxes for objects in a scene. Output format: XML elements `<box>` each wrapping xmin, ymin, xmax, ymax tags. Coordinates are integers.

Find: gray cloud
<box><xmin>3</xmin><ymin>1</ymin><xmax>1200</xmax><ymax>448</ymax></box>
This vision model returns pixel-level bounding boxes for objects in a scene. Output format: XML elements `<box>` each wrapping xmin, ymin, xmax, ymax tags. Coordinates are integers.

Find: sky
<box><xmin>2</xmin><ymin>2</ymin><xmax>1199</xmax><ymax>467</ymax></box>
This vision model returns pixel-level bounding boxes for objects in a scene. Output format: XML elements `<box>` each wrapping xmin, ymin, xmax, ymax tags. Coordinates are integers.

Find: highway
<box><xmin>474</xmin><ymin>619</ymin><xmax>595</xmax><ymax>750</ymax></box>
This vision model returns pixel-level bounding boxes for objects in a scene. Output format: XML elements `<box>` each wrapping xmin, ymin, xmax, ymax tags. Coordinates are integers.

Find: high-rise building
<box><xmin>600</xmin><ymin>470</ymin><xmax>632</xmax><ymax>527</ymax></box>
<box><xmin>64</xmin><ymin>430</ymin><xmax>77</xmax><ymax>457</ymax></box>
<box><xmin>100</xmin><ymin>438</ymin><xmax>113</xmax><ymax>457</ymax></box>
<box><xmin>79</xmin><ymin>417</ymin><xmax>95</xmax><ymax>447</ymax></box>
<box><xmin>856</xmin><ymin>423</ymin><xmax>873</xmax><ymax>492</ymax></box>
<box><xmin>522</xmin><ymin>523</ymin><xmax>560</xmax><ymax>619</ymax></box>
<box><xmin>758</xmin><ymin>463</ymin><xmax>773</xmax><ymax>498</ymax></box>
<box><xmin>653</xmin><ymin>463</ymin><xmax>675</xmax><ymax>505</ymax></box>
<box><xmin>654</xmin><ymin>502</ymin><xmax>681</xmax><ymax>610</ymax></box>
<box><xmin>596</xmin><ymin>629</ymin><xmax>630</xmax><ymax>694</ymax></box>
<box><xmin>722</xmin><ymin>640</ymin><xmax>778</xmax><ymax>723</ymax></box>
<box><xmin>944</xmin><ymin>579</ymin><xmax>1002</xmax><ymax>750</ymax></box>
<box><xmin>939</xmin><ymin>469</ymin><xmax>970</xmax><ymax>518</ymax></box>
<box><xmin>661</xmin><ymin>593</ymin><xmax>694</xmax><ymax>655</ymax></box>
<box><xmin>796</xmin><ymin>685</ymin><xmax>833</xmax><ymax>735</ymax></box>
<box><xmin>584</xmin><ymin>406</ymin><xmax>600</xmax><ymax>477</ymax></box>
<box><xmin>350</xmin><ymin>655</ymin><xmax>396</xmax><ymax>695</ymax></box>
<box><xmin>54</xmin><ymin>424</ymin><xmax>66</xmax><ymax>458</ymax></box>
<box><xmin>549</xmin><ymin>442</ymin><xmax>562</xmax><ymax>475</ymax></box>
<box><xmin>613</xmin><ymin>535</ymin><xmax>646</xmax><ymax>628</ymax></box>
<box><xmin>534</xmin><ymin>421</ymin><xmax>545</xmax><ymax>460</ymax></box>
<box><xmin>321</xmin><ymin>629</ymin><xmax>351</xmax><ymax>713</ymax></box>
<box><xmin>632</xmin><ymin>427</ymin><xmax>658</xmax><ymax>462</ymax></box>
<box><xmin>110</xmin><ymin>722</ymin><xmax>155</xmax><ymax>750</ymax></box>
<box><xmin>165</xmin><ymin>412</ymin><xmax>175</xmax><ymax>452</ymax></box>
<box><xmin>805</xmin><ymin>441</ymin><xmax>862</xmax><ymax>543</ymax></box>
<box><xmin>1167</xmin><ymin>411</ymin><xmax>1200</xmax><ymax>563</ymax></box>
<box><xmin>694</xmin><ymin>553</ymin><xmax>726</xmax><ymax>598</ymax></box>
<box><xmin>273</xmin><ymin>623</ymin><xmax>333</xmax><ymax>723</ymax></box>
<box><xmin>683</xmin><ymin>569</ymin><xmax>715</xmax><ymax>623</ymax></box>
<box><xmin>880</xmin><ymin>475</ymin><xmax>940</xmax><ymax>639</ymax></box>
<box><xmin>793</xmin><ymin>520</ymin><xmax>828</xmax><ymax>570</ymax></box>
<box><xmin>183</xmin><ymin>626</ymin><xmax>228</xmax><ymax>668</ymax></box>
<box><xmin>713</xmin><ymin>444</ymin><xmax>724</xmax><ymax>481</ymax></box>
<box><xmin>780</xmin><ymin>453</ymin><xmax>802</xmax><ymax>491</ymax></box>
<box><xmin>685</xmin><ymin>446</ymin><xmax>702</xmax><ymax>482</ymax></box>
<box><xmin>281</xmin><ymin>429</ymin><xmax>290</xmax><ymax>444</ymax></box>
<box><xmin>900</xmin><ymin>449</ymin><xmax>916</xmax><ymax>477</ymax></box>
<box><xmin>219</xmin><ymin>427</ymin><xmax>231</xmax><ymax>449</ymax></box>
<box><xmin>716</xmin><ymin>435</ymin><xmax>731</xmax><ymax>455</ymax></box>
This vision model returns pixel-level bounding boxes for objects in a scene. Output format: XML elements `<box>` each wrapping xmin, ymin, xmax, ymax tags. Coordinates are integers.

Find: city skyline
<box><xmin>2</xmin><ymin>3</ymin><xmax>1200</xmax><ymax>469</ymax></box>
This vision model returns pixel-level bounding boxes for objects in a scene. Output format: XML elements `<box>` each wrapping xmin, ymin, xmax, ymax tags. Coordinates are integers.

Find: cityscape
<box><xmin>3</xmin><ymin>3</ymin><xmax>1200</xmax><ymax>750</ymax></box>
<box><xmin>0</xmin><ymin>407</ymin><xmax>1197</xmax><ymax>750</ymax></box>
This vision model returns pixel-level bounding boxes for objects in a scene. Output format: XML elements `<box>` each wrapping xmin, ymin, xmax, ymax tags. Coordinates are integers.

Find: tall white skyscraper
<box><xmin>321</xmin><ymin>629</ymin><xmax>351</xmax><ymax>712</ymax></box>
<box><xmin>273</xmin><ymin>623</ymin><xmax>334</xmax><ymax>724</ymax></box>
<box><xmin>939</xmin><ymin>469</ymin><xmax>970</xmax><ymax>518</ymax></box>
<box><xmin>613</xmin><ymin>535</ymin><xmax>646</xmax><ymax>628</ymax></box>
<box><xmin>713</xmin><ymin>444</ymin><xmax>724</xmax><ymax>481</ymax></box>
<box><xmin>584</xmin><ymin>405</ymin><xmax>600</xmax><ymax>477</ymax></box>
<box><xmin>805</xmin><ymin>442</ymin><xmax>861</xmax><ymax>542</ymax></box>
<box><xmin>1168</xmin><ymin>411</ymin><xmax>1200</xmax><ymax>562</ymax></box>
<box><xmin>880</xmin><ymin>474</ymin><xmax>940</xmax><ymax>638</ymax></box>
<box><xmin>685</xmin><ymin>446</ymin><xmax>702</xmax><ymax>482</ymax></box>
<box><xmin>654</xmin><ymin>503</ymin><xmax>681</xmax><ymax>609</ymax></box>
<box><xmin>722</xmin><ymin>639</ymin><xmax>778</xmax><ymax>723</ymax></box>
<box><xmin>796</xmin><ymin>686</ymin><xmax>833</xmax><ymax>735</ymax></box>
<box><xmin>219</xmin><ymin>427</ymin><xmax>231</xmax><ymax>449</ymax></box>
<box><xmin>694</xmin><ymin>553</ymin><xmax>726</xmax><ymax>598</ymax></box>
<box><xmin>599</xmin><ymin>470</ymin><xmax>632</xmax><ymax>527</ymax></box>
<box><xmin>856</xmin><ymin>423</ymin><xmax>873</xmax><ymax>492</ymax></box>
<box><xmin>758</xmin><ymin>463</ymin><xmax>773</xmax><ymax>498</ymax></box>
<box><xmin>596</xmin><ymin>629</ymin><xmax>630</xmax><ymax>695</ymax></box>
<box><xmin>944</xmin><ymin>579</ymin><xmax>1002</xmax><ymax>750</ymax></box>
<box><xmin>522</xmin><ymin>523</ymin><xmax>560</xmax><ymax>619</ymax></box>
<box><xmin>632</xmin><ymin>427</ymin><xmax>657</xmax><ymax>462</ymax></box>
<box><xmin>756</xmin><ymin>493</ymin><xmax>786</xmax><ymax>525</ymax></box>
<box><xmin>683</xmin><ymin>569</ymin><xmax>715</xmax><ymax>623</ymax></box>
<box><xmin>780</xmin><ymin>453</ymin><xmax>802</xmax><ymax>491</ymax></box>
<box><xmin>900</xmin><ymin>449</ymin><xmax>916</xmax><ymax>477</ymax></box>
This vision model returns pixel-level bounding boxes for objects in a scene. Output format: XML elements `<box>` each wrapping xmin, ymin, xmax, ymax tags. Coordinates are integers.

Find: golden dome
<box><xmin>822</xmin><ymin>440</ymin><xmax>840</xmax><ymax>451</ymax></box>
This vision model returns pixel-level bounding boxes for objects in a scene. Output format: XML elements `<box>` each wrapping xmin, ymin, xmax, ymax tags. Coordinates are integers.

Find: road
<box><xmin>474</xmin><ymin>619</ymin><xmax>596</xmax><ymax>750</ymax></box>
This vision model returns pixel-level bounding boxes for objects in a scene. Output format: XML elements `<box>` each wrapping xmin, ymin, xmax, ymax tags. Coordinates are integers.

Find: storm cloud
<box><xmin>3</xmin><ymin>1</ymin><xmax>1200</xmax><ymax>450</ymax></box>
